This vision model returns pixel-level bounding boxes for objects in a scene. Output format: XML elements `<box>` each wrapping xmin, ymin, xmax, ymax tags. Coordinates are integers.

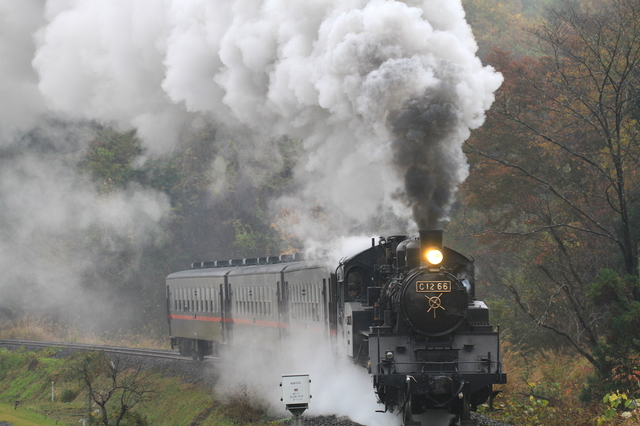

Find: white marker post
<box><xmin>281</xmin><ymin>374</ymin><xmax>311</xmax><ymax>426</ymax></box>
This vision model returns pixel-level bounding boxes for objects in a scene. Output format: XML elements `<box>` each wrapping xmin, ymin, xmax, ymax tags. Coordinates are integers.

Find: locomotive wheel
<box><xmin>459</xmin><ymin>389</ymin><xmax>478</xmax><ymax>426</ymax></box>
<box><xmin>462</xmin><ymin>389</ymin><xmax>471</xmax><ymax>420</ymax></box>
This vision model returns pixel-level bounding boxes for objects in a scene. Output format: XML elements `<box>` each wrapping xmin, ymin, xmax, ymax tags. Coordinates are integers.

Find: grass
<box><xmin>0</xmin><ymin>317</ymin><xmax>168</xmax><ymax>350</ymax></box>
<box><xmin>482</xmin><ymin>345</ymin><xmax>640</xmax><ymax>426</ymax></box>
<box><xmin>0</xmin><ymin>346</ymin><xmax>276</xmax><ymax>426</ymax></box>
<box><xmin>0</xmin><ymin>318</ymin><xmax>279</xmax><ymax>425</ymax></box>
<box><xmin>0</xmin><ymin>402</ymin><xmax>64</xmax><ymax>426</ymax></box>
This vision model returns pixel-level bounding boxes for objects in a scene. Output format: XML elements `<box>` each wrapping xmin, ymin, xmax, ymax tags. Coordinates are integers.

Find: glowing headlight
<box><xmin>426</xmin><ymin>249</ymin><xmax>443</xmax><ymax>265</ymax></box>
<box><xmin>385</xmin><ymin>350</ymin><xmax>394</xmax><ymax>360</ymax></box>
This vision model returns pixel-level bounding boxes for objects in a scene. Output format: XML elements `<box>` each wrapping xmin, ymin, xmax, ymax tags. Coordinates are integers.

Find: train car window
<box><xmin>299</xmin><ymin>285</ymin><xmax>304</xmax><ymax>320</ymax></box>
<box><xmin>292</xmin><ymin>285</ymin><xmax>297</xmax><ymax>319</ymax></box>
<box><xmin>171</xmin><ymin>288</ymin><xmax>176</xmax><ymax>311</ymax></box>
<box><xmin>346</xmin><ymin>268</ymin><xmax>366</xmax><ymax>301</ymax></box>
<box><xmin>303</xmin><ymin>285</ymin><xmax>308</xmax><ymax>320</ymax></box>
<box><xmin>245</xmin><ymin>287</ymin><xmax>249</xmax><ymax>315</ymax></box>
<box><xmin>267</xmin><ymin>289</ymin><xmax>272</xmax><ymax>317</ymax></box>
<box><xmin>208</xmin><ymin>287</ymin><xmax>213</xmax><ymax>312</ymax></box>
<box><xmin>305</xmin><ymin>285</ymin><xmax>309</xmax><ymax>320</ymax></box>
<box><xmin>192</xmin><ymin>288</ymin><xmax>196</xmax><ymax>312</ymax></box>
<box><xmin>213</xmin><ymin>287</ymin><xmax>217</xmax><ymax>311</ymax></box>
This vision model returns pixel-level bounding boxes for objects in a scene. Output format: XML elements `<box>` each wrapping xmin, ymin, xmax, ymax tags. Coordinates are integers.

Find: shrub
<box><xmin>60</xmin><ymin>388</ymin><xmax>80</xmax><ymax>402</ymax></box>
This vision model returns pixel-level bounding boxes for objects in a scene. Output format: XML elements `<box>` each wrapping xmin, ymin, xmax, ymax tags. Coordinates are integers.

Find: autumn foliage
<box><xmin>457</xmin><ymin>0</ymin><xmax>640</xmax><ymax>420</ymax></box>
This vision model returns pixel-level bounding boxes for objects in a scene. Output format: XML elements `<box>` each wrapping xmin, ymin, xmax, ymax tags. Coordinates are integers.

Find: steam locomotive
<box><xmin>166</xmin><ymin>230</ymin><xmax>506</xmax><ymax>425</ymax></box>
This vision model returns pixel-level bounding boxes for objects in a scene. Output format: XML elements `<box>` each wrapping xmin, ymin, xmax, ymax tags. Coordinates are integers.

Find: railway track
<box><xmin>0</xmin><ymin>338</ymin><xmax>209</xmax><ymax>363</ymax></box>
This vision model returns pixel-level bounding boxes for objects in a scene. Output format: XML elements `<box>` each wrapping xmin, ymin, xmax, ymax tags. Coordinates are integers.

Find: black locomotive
<box><xmin>166</xmin><ymin>230</ymin><xmax>506</xmax><ymax>425</ymax></box>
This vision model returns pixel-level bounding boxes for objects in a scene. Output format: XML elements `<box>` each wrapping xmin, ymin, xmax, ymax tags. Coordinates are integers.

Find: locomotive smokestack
<box><xmin>420</xmin><ymin>230</ymin><xmax>443</xmax><ymax>272</ymax></box>
<box><xmin>420</xmin><ymin>230</ymin><xmax>443</xmax><ymax>249</ymax></box>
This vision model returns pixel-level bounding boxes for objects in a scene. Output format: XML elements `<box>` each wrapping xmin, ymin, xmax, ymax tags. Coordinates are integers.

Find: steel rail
<box><xmin>0</xmin><ymin>338</ymin><xmax>216</xmax><ymax>363</ymax></box>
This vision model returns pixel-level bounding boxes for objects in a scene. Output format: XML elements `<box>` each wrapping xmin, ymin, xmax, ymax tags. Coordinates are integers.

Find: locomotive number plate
<box><xmin>416</xmin><ymin>281</ymin><xmax>451</xmax><ymax>292</ymax></box>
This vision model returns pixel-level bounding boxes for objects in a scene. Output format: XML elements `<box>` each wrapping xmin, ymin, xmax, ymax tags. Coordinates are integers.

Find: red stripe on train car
<box><xmin>169</xmin><ymin>314</ymin><xmax>223</xmax><ymax>322</ymax></box>
<box><xmin>168</xmin><ymin>314</ymin><xmax>331</xmax><ymax>334</ymax></box>
<box><xmin>168</xmin><ymin>314</ymin><xmax>286</xmax><ymax>328</ymax></box>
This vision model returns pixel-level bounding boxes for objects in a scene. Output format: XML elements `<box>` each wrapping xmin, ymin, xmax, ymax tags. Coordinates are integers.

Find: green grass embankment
<box><xmin>0</xmin><ymin>347</ymin><xmax>273</xmax><ymax>426</ymax></box>
<box><xmin>0</xmin><ymin>402</ymin><xmax>63</xmax><ymax>426</ymax></box>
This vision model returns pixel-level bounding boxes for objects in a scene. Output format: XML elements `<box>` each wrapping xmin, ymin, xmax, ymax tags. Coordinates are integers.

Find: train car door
<box><xmin>327</xmin><ymin>273</ymin><xmax>338</xmax><ymax>342</ymax></box>
<box><xmin>277</xmin><ymin>272</ymin><xmax>289</xmax><ymax>342</ymax></box>
<box><xmin>221</xmin><ymin>277</ymin><xmax>233</xmax><ymax>344</ymax></box>
<box><xmin>166</xmin><ymin>284</ymin><xmax>173</xmax><ymax>337</ymax></box>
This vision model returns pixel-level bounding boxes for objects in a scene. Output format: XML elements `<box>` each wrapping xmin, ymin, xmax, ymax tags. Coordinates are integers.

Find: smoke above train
<box><xmin>4</xmin><ymin>0</ymin><xmax>500</xmax><ymax>237</ymax></box>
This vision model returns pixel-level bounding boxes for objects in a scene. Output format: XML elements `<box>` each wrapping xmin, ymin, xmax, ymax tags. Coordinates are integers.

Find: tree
<box><xmin>81</xmin><ymin>127</ymin><xmax>144</xmax><ymax>194</ymax></box>
<box><xmin>462</xmin><ymin>0</ymin><xmax>640</xmax><ymax>372</ymax></box>
<box><xmin>72</xmin><ymin>351</ymin><xmax>154</xmax><ymax>426</ymax></box>
<box><xmin>585</xmin><ymin>270</ymin><xmax>640</xmax><ymax>398</ymax></box>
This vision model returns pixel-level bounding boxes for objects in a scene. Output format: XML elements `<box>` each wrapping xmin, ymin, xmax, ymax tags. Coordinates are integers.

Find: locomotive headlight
<box><xmin>425</xmin><ymin>248</ymin><xmax>443</xmax><ymax>265</ymax></box>
<box><xmin>385</xmin><ymin>350</ymin><xmax>394</xmax><ymax>360</ymax></box>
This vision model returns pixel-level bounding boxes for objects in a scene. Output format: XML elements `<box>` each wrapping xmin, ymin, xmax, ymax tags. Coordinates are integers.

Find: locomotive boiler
<box><xmin>166</xmin><ymin>230</ymin><xmax>506</xmax><ymax>425</ymax></box>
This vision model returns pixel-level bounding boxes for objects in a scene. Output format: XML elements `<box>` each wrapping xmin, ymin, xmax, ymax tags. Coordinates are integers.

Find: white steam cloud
<box><xmin>17</xmin><ymin>0</ymin><xmax>501</xmax><ymax>243</ymax></box>
<box><xmin>219</xmin><ymin>331</ymin><xmax>402</xmax><ymax>426</ymax></box>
